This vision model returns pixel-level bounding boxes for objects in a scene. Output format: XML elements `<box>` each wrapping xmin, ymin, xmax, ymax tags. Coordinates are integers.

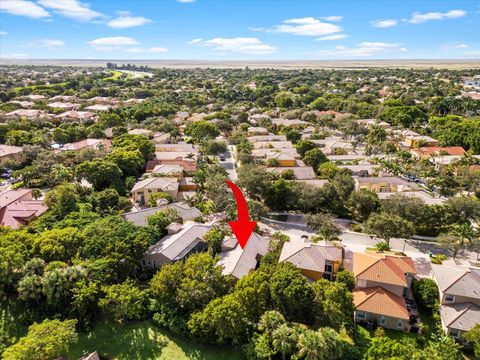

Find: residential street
<box><xmin>220</xmin><ymin>145</ymin><xmax>237</xmax><ymax>181</ymax></box>
<box><xmin>259</xmin><ymin>218</ymin><xmax>478</xmax><ymax>278</ymax></box>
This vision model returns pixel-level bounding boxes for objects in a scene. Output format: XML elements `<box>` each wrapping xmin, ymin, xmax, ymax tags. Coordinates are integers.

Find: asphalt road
<box><xmin>259</xmin><ymin>218</ymin><xmax>478</xmax><ymax>278</ymax></box>
<box><xmin>219</xmin><ymin>145</ymin><xmax>237</xmax><ymax>181</ymax></box>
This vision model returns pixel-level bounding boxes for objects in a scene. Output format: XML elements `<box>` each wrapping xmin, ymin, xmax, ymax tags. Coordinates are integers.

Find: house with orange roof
<box><xmin>410</xmin><ymin>146</ymin><xmax>466</xmax><ymax>160</ymax></box>
<box><xmin>0</xmin><ymin>189</ymin><xmax>48</xmax><ymax>229</ymax></box>
<box><xmin>352</xmin><ymin>252</ymin><xmax>416</xmax><ymax>331</ymax></box>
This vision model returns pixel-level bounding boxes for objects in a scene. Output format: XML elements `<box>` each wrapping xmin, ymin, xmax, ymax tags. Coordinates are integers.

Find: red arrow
<box><xmin>225</xmin><ymin>179</ymin><xmax>256</xmax><ymax>249</ymax></box>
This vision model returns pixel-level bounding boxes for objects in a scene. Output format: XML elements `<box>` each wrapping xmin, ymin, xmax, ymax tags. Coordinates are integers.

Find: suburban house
<box><xmin>272</xmin><ymin>118</ymin><xmax>309</xmax><ymax>128</ymax></box>
<box><xmin>0</xmin><ymin>189</ymin><xmax>48</xmax><ymax>229</ymax></box>
<box><xmin>312</xmin><ymin>138</ymin><xmax>355</xmax><ymax>155</ymax></box>
<box><xmin>357</xmin><ymin>119</ymin><xmax>391</xmax><ymax>129</ymax></box>
<box><xmin>84</xmin><ymin>104</ymin><xmax>112</xmax><ymax>112</ymax></box>
<box><xmin>247</xmin><ymin>127</ymin><xmax>270</xmax><ymax>136</ymax></box>
<box><xmin>402</xmin><ymin>135</ymin><xmax>439</xmax><ymax>149</ymax></box>
<box><xmin>131</xmin><ymin>177</ymin><xmax>180</xmax><ymax>205</ymax></box>
<box><xmin>155</xmin><ymin>143</ymin><xmax>199</xmax><ymax>154</ymax></box>
<box><xmin>267</xmin><ymin>166</ymin><xmax>316</xmax><ymax>180</ymax></box>
<box><xmin>55</xmin><ymin>110</ymin><xmax>97</xmax><ymax>122</ymax></box>
<box><xmin>47</xmin><ymin>102</ymin><xmax>79</xmax><ymax>110</ymax></box>
<box><xmin>354</xmin><ymin>176</ymin><xmax>418</xmax><ymax>193</ymax></box>
<box><xmin>431</xmin><ymin>264</ymin><xmax>480</xmax><ymax>338</ymax></box>
<box><xmin>429</xmin><ymin>155</ymin><xmax>480</xmax><ymax>171</ymax></box>
<box><xmin>5</xmin><ymin>109</ymin><xmax>48</xmax><ymax>119</ymax></box>
<box><xmin>253</xmin><ymin>141</ymin><xmax>294</xmax><ymax>150</ymax></box>
<box><xmin>0</xmin><ymin>145</ymin><xmax>24</xmax><ymax>165</ymax></box>
<box><xmin>248</xmin><ymin>135</ymin><xmax>287</xmax><ymax>142</ymax></box>
<box><xmin>128</xmin><ymin>128</ymin><xmax>153</xmax><ymax>137</ymax></box>
<box><xmin>146</xmin><ymin>159</ymin><xmax>197</xmax><ymax>173</ymax></box>
<box><xmin>217</xmin><ymin>233</ymin><xmax>270</xmax><ymax>279</ymax></box>
<box><xmin>143</xmin><ymin>221</ymin><xmax>214</xmax><ymax>268</ymax></box>
<box><xmin>252</xmin><ymin>148</ymin><xmax>300</xmax><ymax>166</ymax></box>
<box><xmin>279</xmin><ymin>241</ymin><xmax>343</xmax><ymax>280</ymax></box>
<box><xmin>123</xmin><ymin>201</ymin><xmax>202</xmax><ymax>226</ymax></box>
<box><xmin>410</xmin><ymin>146</ymin><xmax>466</xmax><ymax>160</ymax></box>
<box><xmin>376</xmin><ymin>191</ymin><xmax>446</xmax><ymax>206</ymax></box>
<box><xmin>58</xmin><ymin>139</ymin><xmax>111</xmax><ymax>152</ymax></box>
<box><xmin>353</xmin><ymin>252</ymin><xmax>416</xmax><ymax>331</ymax></box>
<box><xmin>338</xmin><ymin>164</ymin><xmax>382</xmax><ymax>177</ymax></box>
<box><xmin>151</xmin><ymin>164</ymin><xmax>184</xmax><ymax>178</ymax></box>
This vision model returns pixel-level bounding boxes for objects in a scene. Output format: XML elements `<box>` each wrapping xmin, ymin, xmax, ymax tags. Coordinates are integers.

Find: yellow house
<box><xmin>355</xmin><ymin>176</ymin><xmax>418</xmax><ymax>193</ymax></box>
<box><xmin>279</xmin><ymin>241</ymin><xmax>343</xmax><ymax>281</ymax></box>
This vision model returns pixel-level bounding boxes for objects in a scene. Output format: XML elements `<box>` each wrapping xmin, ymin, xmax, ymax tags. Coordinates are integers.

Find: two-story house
<box><xmin>431</xmin><ymin>264</ymin><xmax>480</xmax><ymax>339</ymax></box>
<box><xmin>352</xmin><ymin>252</ymin><xmax>416</xmax><ymax>332</ymax></box>
<box><xmin>279</xmin><ymin>241</ymin><xmax>343</xmax><ymax>281</ymax></box>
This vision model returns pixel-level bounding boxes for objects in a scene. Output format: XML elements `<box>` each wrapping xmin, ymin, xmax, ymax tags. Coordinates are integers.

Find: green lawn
<box><xmin>68</xmin><ymin>320</ymin><xmax>245</xmax><ymax>360</ymax></box>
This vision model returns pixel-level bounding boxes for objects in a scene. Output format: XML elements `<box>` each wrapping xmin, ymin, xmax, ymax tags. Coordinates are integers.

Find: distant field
<box><xmin>1</xmin><ymin>59</ymin><xmax>479</xmax><ymax>70</ymax></box>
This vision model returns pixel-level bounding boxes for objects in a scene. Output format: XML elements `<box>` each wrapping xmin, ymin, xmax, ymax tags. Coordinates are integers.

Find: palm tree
<box><xmin>440</xmin><ymin>223</ymin><xmax>475</xmax><ymax>260</ymax></box>
<box><xmin>272</xmin><ymin>324</ymin><xmax>298</xmax><ymax>360</ymax></box>
<box><xmin>295</xmin><ymin>330</ymin><xmax>327</xmax><ymax>360</ymax></box>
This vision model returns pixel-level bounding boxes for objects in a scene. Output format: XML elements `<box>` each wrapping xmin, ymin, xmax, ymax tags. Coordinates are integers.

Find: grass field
<box><xmin>68</xmin><ymin>321</ymin><xmax>245</xmax><ymax>360</ymax></box>
<box><xmin>104</xmin><ymin>70</ymin><xmax>123</xmax><ymax>81</ymax></box>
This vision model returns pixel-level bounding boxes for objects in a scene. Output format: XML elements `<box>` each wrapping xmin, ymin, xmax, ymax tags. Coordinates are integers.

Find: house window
<box><xmin>380</xmin><ymin>316</ymin><xmax>386</xmax><ymax>326</ymax></box>
<box><xmin>142</xmin><ymin>259</ymin><xmax>146</xmax><ymax>266</ymax></box>
<box><xmin>357</xmin><ymin>311</ymin><xmax>366</xmax><ymax>320</ymax></box>
<box><xmin>449</xmin><ymin>329</ymin><xmax>460</xmax><ymax>338</ymax></box>
<box><xmin>152</xmin><ymin>260</ymin><xmax>156</xmax><ymax>267</ymax></box>
<box><xmin>445</xmin><ymin>294</ymin><xmax>455</xmax><ymax>302</ymax></box>
<box><xmin>324</xmin><ymin>264</ymin><xmax>333</xmax><ymax>273</ymax></box>
<box><xmin>396</xmin><ymin>319</ymin><xmax>403</xmax><ymax>329</ymax></box>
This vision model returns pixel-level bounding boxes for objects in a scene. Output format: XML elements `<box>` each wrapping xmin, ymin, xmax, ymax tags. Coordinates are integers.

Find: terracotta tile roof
<box><xmin>353</xmin><ymin>287</ymin><xmax>409</xmax><ymax>320</ymax></box>
<box><xmin>0</xmin><ymin>189</ymin><xmax>48</xmax><ymax>229</ymax></box>
<box><xmin>411</xmin><ymin>146</ymin><xmax>466</xmax><ymax>157</ymax></box>
<box><xmin>353</xmin><ymin>252</ymin><xmax>416</xmax><ymax>287</ymax></box>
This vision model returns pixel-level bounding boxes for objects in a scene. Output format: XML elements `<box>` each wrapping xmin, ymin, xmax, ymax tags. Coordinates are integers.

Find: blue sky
<box><xmin>0</xmin><ymin>0</ymin><xmax>479</xmax><ymax>60</ymax></box>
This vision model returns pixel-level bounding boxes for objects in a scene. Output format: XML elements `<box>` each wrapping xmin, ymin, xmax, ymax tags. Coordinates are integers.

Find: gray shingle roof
<box><xmin>432</xmin><ymin>264</ymin><xmax>480</xmax><ymax>298</ymax></box>
<box><xmin>122</xmin><ymin>202</ymin><xmax>202</xmax><ymax>226</ymax></box>
<box><xmin>279</xmin><ymin>242</ymin><xmax>342</xmax><ymax>272</ymax></box>
<box><xmin>218</xmin><ymin>233</ymin><xmax>270</xmax><ymax>279</ymax></box>
<box><xmin>440</xmin><ymin>302</ymin><xmax>480</xmax><ymax>332</ymax></box>
<box><xmin>146</xmin><ymin>222</ymin><xmax>213</xmax><ymax>260</ymax></box>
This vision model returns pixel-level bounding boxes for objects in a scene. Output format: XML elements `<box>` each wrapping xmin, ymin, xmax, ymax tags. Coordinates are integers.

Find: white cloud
<box><xmin>442</xmin><ymin>43</ymin><xmax>468</xmax><ymax>50</ymax></box>
<box><xmin>38</xmin><ymin>0</ymin><xmax>103</xmax><ymax>21</ymax></box>
<box><xmin>316</xmin><ymin>42</ymin><xmax>407</xmax><ymax>58</ymax></box>
<box><xmin>0</xmin><ymin>31</ymin><xmax>8</xmax><ymax>35</ymax></box>
<box><xmin>88</xmin><ymin>36</ymin><xmax>140</xmax><ymax>51</ymax></box>
<box><xmin>190</xmin><ymin>37</ymin><xmax>277</xmax><ymax>55</ymax></box>
<box><xmin>125</xmin><ymin>47</ymin><xmax>168</xmax><ymax>53</ymax></box>
<box><xmin>316</xmin><ymin>34</ymin><xmax>348</xmax><ymax>41</ymax></box>
<box><xmin>88</xmin><ymin>37</ymin><xmax>167</xmax><ymax>53</ymax></box>
<box><xmin>0</xmin><ymin>0</ymin><xmax>50</xmax><ymax>19</ymax></box>
<box><xmin>274</xmin><ymin>17</ymin><xmax>342</xmax><ymax>36</ymax></box>
<box><xmin>41</xmin><ymin>38</ymin><xmax>64</xmax><ymax>47</ymax></box>
<box><xmin>21</xmin><ymin>38</ymin><xmax>64</xmax><ymax>48</ymax></box>
<box><xmin>408</xmin><ymin>9</ymin><xmax>466</xmax><ymax>24</ymax></box>
<box><xmin>107</xmin><ymin>12</ymin><xmax>152</xmax><ymax>28</ymax></box>
<box><xmin>370</xmin><ymin>19</ymin><xmax>398</xmax><ymax>28</ymax></box>
<box><xmin>320</xmin><ymin>16</ymin><xmax>343</xmax><ymax>22</ymax></box>
<box><xmin>4</xmin><ymin>53</ymin><xmax>28</xmax><ymax>59</ymax></box>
